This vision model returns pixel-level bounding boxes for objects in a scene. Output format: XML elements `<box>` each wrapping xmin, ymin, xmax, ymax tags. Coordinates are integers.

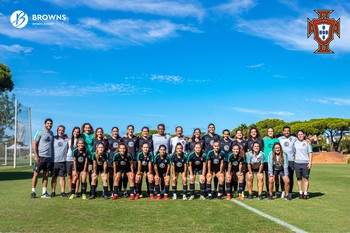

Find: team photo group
<box><xmin>31</xmin><ymin>118</ymin><xmax>313</xmax><ymax>202</ymax></box>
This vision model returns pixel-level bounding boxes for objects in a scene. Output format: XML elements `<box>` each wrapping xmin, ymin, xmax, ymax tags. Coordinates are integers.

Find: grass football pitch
<box><xmin>0</xmin><ymin>164</ymin><xmax>349</xmax><ymax>232</ymax></box>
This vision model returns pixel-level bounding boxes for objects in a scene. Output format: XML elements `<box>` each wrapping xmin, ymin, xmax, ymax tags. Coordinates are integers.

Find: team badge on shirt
<box><xmin>307</xmin><ymin>10</ymin><xmax>340</xmax><ymax>54</ymax></box>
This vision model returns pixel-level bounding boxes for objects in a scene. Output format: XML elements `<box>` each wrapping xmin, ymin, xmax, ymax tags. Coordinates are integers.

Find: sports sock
<box><xmin>183</xmin><ymin>184</ymin><xmax>187</xmax><ymax>196</ymax></box>
<box><xmin>103</xmin><ymin>186</ymin><xmax>108</xmax><ymax>196</ymax></box>
<box><xmin>32</xmin><ymin>188</ymin><xmax>36</xmax><ymax>193</ymax></box>
<box><xmin>109</xmin><ymin>178</ymin><xmax>113</xmax><ymax>192</ymax></box>
<box><xmin>155</xmin><ymin>184</ymin><xmax>160</xmax><ymax>195</ymax></box>
<box><xmin>148</xmin><ymin>182</ymin><xmax>154</xmax><ymax>194</ymax></box>
<box><xmin>130</xmin><ymin>186</ymin><xmax>135</xmax><ymax>196</ymax></box>
<box><xmin>165</xmin><ymin>185</ymin><xmax>169</xmax><ymax>195</ymax></box>
<box><xmin>218</xmin><ymin>184</ymin><xmax>224</xmax><ymax>195</ymax></box>
<box><xmin>113</xmin><ymin>186</ymin><xmax>119</xmax><ymax>195</ymax></box>
<box><xmin>232</xmin><ymin>180</ymin><xmax>238</xmax><ymax>192</ymax></box>
<box><xmin>206</xmin><ymin>183</ymin><xmax>212</xmax><ymax>196</ymax></box>
<box><xmin>135</xmin><ymin>183</ymin><xmax>140</xmax><ymax>195</ymax></box>
<box><xmin>190</xmin><ymin>183</ymin><xmax>195</xmax><ymax>196</ymax></box>
<box><xmin>172</xmin><ymin>185</ymin><xmax>177</xmax><ymax>195</ymax></box>
<box><xmin>239</xmin><ymin>183</ymin><xmax>244</xmax><ymax>194</ymax></box>
<box><xmin>200</xmin><ymin>183</ymin><xmax>206</xmax><ymax>196</ymax></box>
<box><xmin>214</xmin><ymin>177</ymin><xmax>218</xmax><ymax>192</ymax></box>
<box><xmin>71</xmin><ymin>183</ymin><xmax>76</xmax><ymax>194</ymax></box>
<box><xmin>226</xmin><ymin>182</ymin><xmax>232</xmax><ymax>195</ymax></box>
<box><xmin>90</xmin><ymin>185</ymin><xmax>96</xmax><ymax>196</ymax></box>
<box><xmin>42</xmin><ymin>187</ymin><xmax>47</xmax><ymax>194</ymax></box>
<box><xmin>82</xmin><ymin>182</ymin><xmax>87</xmax><ymax>194</ymax></box>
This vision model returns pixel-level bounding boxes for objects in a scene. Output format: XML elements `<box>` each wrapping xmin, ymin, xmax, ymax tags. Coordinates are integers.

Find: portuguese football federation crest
<box><xmin>307</xmin><ymin>10</ymin><xmax>340</xmax><ymax>54</ymax></box>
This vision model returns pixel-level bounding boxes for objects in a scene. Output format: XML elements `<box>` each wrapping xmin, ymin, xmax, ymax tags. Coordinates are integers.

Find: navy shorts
<box><xmin>263</xmin><ymin>162</ymin><xmax>269</xmax><ymax>172</ymax></box>
<box><xmin>66</xmin><ymin>161</ymin><xmax>73</xmax><ymax>175</ymax></box>
<box><xmin>52</xmin><ymin>162</ymin><xmax>67</xmax><ymax>177</ymax></box>
<box><xmin>295</xmin><ymin>163</ymin><xmax>310</xmax><ymax>179</ymax></box>
<box><xmin>192</xmin><ymin>169</ymin><xmax>203</xmax><ymax>175</ymax></box>
<box><xmin>273</xmin><ymin>169</ymin><xmax>286</xmax><ymax>177</ymax></box>
<box><xmin>241</xmin><ymin>163</ymin><xmax>247</xmax><ymax>172</ymax></box>
<box><xmin>34</xmin><ymin>157</ymin><xmax>53</xmax><ymax>173</ymax></box>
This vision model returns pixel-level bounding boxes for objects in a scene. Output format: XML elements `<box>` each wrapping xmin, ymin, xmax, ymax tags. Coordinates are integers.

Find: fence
<box><xmin>0</xmin><ymin>99</ymin><xmax>32</xmax><ymax>168</ymax></box>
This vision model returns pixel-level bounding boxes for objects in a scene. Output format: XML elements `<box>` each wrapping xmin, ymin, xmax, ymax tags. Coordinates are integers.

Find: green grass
<box><xmin>0</xmin><ymin>164</ymin><xmax>349</xmax><ymax>232</ymax></box>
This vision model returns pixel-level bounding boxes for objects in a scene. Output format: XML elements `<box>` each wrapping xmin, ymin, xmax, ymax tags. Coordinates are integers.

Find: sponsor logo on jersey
<box><xmin>78</xmin><ymin>156</ymin><xmax>84</xmax><ymax>162</ymax></box>
<box><xmin>213</xmin><ymin>159</ymin><xmax>220</xmax><ymax>164</ymax></box>
<box><xmin>113</xmin><ymin>142</ymin><xmax>119</xmax><ymax>148</ymax></box>
<box><xmin>307</xmin><ymin>10</ymin><xmax>340</xmax><ymax>53</ymax></box>
<box><xmin>58</xmin><ymin>142</ymin><xmax>63</xmax><ymax>147</ymax></box>
<box><xmin>284</xmin><ymin>141</ymin><xmax>290</xmax><ymax>147</ymax></box>
<box><xmin>142</xmin><ymin>161</ymin><xmax>148</xmax><ymax>166</ymax></box>
<box><xmin>176</xmin><ymin>162</ymin><xmax>183</xmax><ymax>167</ymax></box>
<box><xmin>128</xmin><ymin>141</ymin><xmax>134</xmax><ymax>147</ymax></box>
<box><xmin>210</xmin><ymin>140</ymin><xmax>214</xmax><ymax>146</ymax></box>
<box><xmin>224</xmin><ymin>145</ymin><xmax>230</xmax><ymax>151</ymax></box>
<box><xmin>159</xmin><ymin>163</ymin><xmax>166</xmax><ymax>169</ymax></box>
<box><xmin>232</xmin><ymin>161</ymin><xmax>238</xmax><ymax>166</ymax></box>
<box><xmin>120</xmin><ymin>161</ymin><xmax>126</xmax><ymax>166</ymax></box>
<box><xmin>194</xmin><ymin>161</ymin><xmax>201</xmax><ymax>165</ymax></box>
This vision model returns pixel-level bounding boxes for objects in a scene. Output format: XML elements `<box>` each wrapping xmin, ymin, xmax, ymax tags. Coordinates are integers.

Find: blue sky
<box><xmin>1</xmin><ymin>0</ymin><xmax>350</xmax><ymax>137</ymax></box>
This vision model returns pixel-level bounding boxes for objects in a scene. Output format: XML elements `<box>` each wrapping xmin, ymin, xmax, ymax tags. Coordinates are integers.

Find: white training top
<box><xmin>278</xmin><ymin>135</ymin><xmax>297</xmax><ymax>162</ymax></box>
<box><xmin>294</xmin><ymin>140</ymin><xmax>312</xmax><ymax>164</ymax></box>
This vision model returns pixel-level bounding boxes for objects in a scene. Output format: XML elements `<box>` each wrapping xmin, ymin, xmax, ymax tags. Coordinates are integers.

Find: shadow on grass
<box><xmin>0</xmin><ymin>172</ymin><xmax>34</xmax><ymax>181</ymax></box>
<box><xmin>308</xmin><ymin>192</ymin><xmax>325</xmax><ymax>199</ymax></box>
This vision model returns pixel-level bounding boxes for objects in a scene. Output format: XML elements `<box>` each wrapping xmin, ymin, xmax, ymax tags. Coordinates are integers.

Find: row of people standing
<box><xmin>31</xmin><ymin>119</ymin><xmax>313</xmax><ymax>201</ymax></box>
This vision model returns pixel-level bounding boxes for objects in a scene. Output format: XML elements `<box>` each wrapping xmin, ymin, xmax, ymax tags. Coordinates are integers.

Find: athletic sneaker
<box><xmin>172</xmin><ymin>193</ymin><xmax>177</xmax><ymax>200</ymax></box>
<box><xmin>31</xmin><ymin>192</ymin><xmax>36</xmax><ymax>198</ymax></box>
<box><xmin>89</xmin><ymin>195</ymin><xmax>95</xmax><ymax>200</ymax></box>
<box><xmin>299</xmin><ymin>194</ymin><xmax>303</xmax><ymax>199</ymax></box>
<box><xmin>223</xmin><ymin>191</ymin><xmax>227</xmax><ymax>196</ymax></box>
<box><xmin>164</xmin><ymin>195</ymin><xmax>169</xmax><ymax>200</ymax></box>
<box><xmin>75</xmin><ymin>193</ymin><xmax>80</xmax><ymax>198</ymax></box>
<box><xmin>268</xmin><ymin>195</ymin><xmax>273</xmax><ymax>201</ymax></box>
<box><xmin>281</xmin><ymin>191</ymin><xmax>285</xmax><ymax>199</ymax></box>
<box><xmin>242</xmin><ymin>192</ymin><xmax>246</xmax><ymax>198</ymax></box>
<box><xmin>123</xmin><ymin>192</ymin><xmax>129</xmax><ymax>198</ymax></box>
<box><xmin>285</xmin><ymin>196</ymin><xmax>292</xmax><ymax>201</ymax></box>
<box><xmin>233</xmin><ymin>191</ymin><xmax>238</xmax><ymax>198</ymax></box>
<box><xmin>66</xmin><ymin>192</ymin><xmax>71</xmax><ymax>198</ymax></box>
<box><xmin>112</xmin><ymin>194</ymin><xmax>118</xmax><ymax>200</ymax></box>
<box><xmin>303</xmin><ymin>194</ymin><xmax>308</xmax><ymax>200</ymax></box>
<box><xmin>183</xmin><ymin>195</ymin><xmax>187</xmax><ymax>200</ymax></box>
<box><xmin>238</xmin><ymin>194</ymin><xmax>244</xmax><ymax>200</ymax></box>
<box><xmin>247</xmin><ymin>194</ymin><xmax>253</xmax><ymax>200</ymax></box>
<box><xmin>103</xmin><ymin>195</ymin><xmax>109</xmax><ymax>200</ymax></box>
<box><xmin>139</xmin><ymin>194</ymin><xmax>143</xmax><ymax>198</ymax></box>
<box><xmin>274</xmin><ymin>192</ymin><xmax>279</xmax><ymax>198</ymax></box>
<box><xmin>150</xmin><ymin>194</ymin><xmax>154</xmax><ymax>200</ymax></box>
<box><xmin>226</xmin><ymin>194</ymin><xmax>232</xmax><ymax>200</ymax></box>
<box><xmin>258</xmin><ymin>195</ymin><xmax>263</xmax><ymax>201</ymax></box>
<box><xmin>156</xmin><ymin>195</ymin><xmax>161</xmax><ymax>200</ymax></box>
<box><xmin>51</xmin><ymin>192</ymin><xmax>56</xmax><ymax>198</ymax></box>
<box><xmin>208</xmin><ymin>195</ymin><xmax>213</xmax><ymax>200</ymax></box>
<box><xmin>190</xmin><ymin>195</ymin><xmax>195</xmax><ymax>200</ymax></box>
<box><xmin>61</xmin><ymin>192</ymin><xmax>67</xmax><ymax>198</ymax></box>
<box><xmin>217</xmin><ymin>195</ymin><xmax>223</xmax><ymax>200</ymax></box>
<box><xmin>130</xmin><ymin>195</ymin><xmax>135</xmax><ymax>200</ymax></box>
<box><xmin>199</xmin><ymin>195</ymin><xmax>205</xmax><ymax>200</ymax></box>
<box><xmin>69</xmin><ymin>194</ymin><xmax>75</xmax><ymax>199</ymax></box>
<box><xmin>41</xmin><ymin>192</ymin><xmax>51</xmax><ymax>198</ymax></box>
<box><xmin>82</xmin><ymin>194</ymin><xmax>87</xmax><ymax>200</ymax></box>
<box><xmin>266</xmin><ymin>192</ymin><xmax>270</xmax><ymax>198</ymax></box>
<box><xmin>135</xmin><ymin>194</ymin><xmax>140</xmax><ymax>200</ymax></box>
<box><xmin>212</xmin><ymin>191</ymin><xmax>217</xmax><ymax>198</ymax></box>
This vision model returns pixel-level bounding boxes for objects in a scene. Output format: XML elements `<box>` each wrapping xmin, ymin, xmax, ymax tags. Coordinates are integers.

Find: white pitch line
<box><xmin>230</xmin><ymin>199</ymin><xmax>308</xmax><ymax>233</ymax></box>
<box><xmin>188</xmin><ymin>178</ymin><xmax>307</xmax><ymax>233</ymax></box>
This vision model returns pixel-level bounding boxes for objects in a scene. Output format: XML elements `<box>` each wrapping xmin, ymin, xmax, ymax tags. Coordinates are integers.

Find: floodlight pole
<box><xmin>28</xmin><ymin>107</ymin><xmax>32</xmax><ymax>166</ymax></box>
<box><xmin>4</xmin><ymin>142</ymin><xmax>7</xmax><ymax>166</ymax></box>
<box><xmin>13</xmin><ymin>99</ymin><xmax>18</xmax><ymax>169</ymax></box>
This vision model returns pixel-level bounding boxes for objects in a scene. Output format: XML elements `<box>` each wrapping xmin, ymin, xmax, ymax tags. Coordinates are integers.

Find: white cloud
<box><xmin>83</xmin><ymin>18</ymin><xmax>200</xmax><ymax>45</ymax></box>
<box><xmin>0</xmin><ymin>44</ymin><xmax>33</xmax><ymax>53</ymax></box>
<box><xmin>235</xmin><ymin>7</ymin><xmax>350</xmax><ymax>52</ymax></box>
<box><xmin>0</xmin><ymin>15</ymin><xmax>200</xmax><ymax>50</ymax></box>
<box><xmin>313</xmin><ymin>97</ymin><xmax>350</xmax><ymax>106</ymax></box>
<box><xmin>214</xmin><ymin>0</ymin><xmax>256</xmax><ymax>15</ymax></box>
<box><xmin>15</xmin><ymin>83</ymin><xmax>151</xmax><ymax>97</ymax></box>
<box><xmin>41</xmin><ymin>70</ymin><xmax>57</xmax><ymax>74</ymax></box>
<box><xmin>43</xmin><ymin>0</ymin><xmax>205</xmax><ymax>19</ymax></box>
<box><xmin>246</xmin><ymin>63</ymin><xmax>264</xmax><ymax>69</ymax></box>
<box><xmin>150</xmin><ymin>74</ymin><xmax>183</xmax><ymax>83</ymax></box>
<box><xmin>232</xmin><ymin>107</ymin><xmax>295</xmax><ymax>116</ymax></box>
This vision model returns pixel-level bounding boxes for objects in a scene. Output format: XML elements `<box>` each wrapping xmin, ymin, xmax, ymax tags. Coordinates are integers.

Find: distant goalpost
<box><xmin>2</xmin><ymin>99</ymin><xmax>32</xmax><ymax>168</ymax></box>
